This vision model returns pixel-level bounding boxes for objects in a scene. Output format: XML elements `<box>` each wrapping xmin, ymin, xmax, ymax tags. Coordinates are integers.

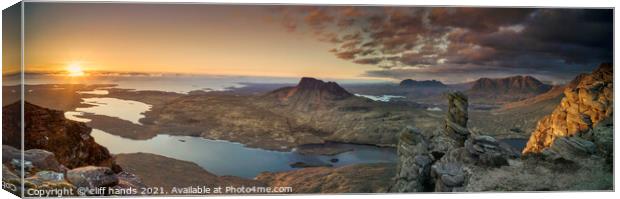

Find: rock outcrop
<box><xmin>3</xmin><ymin>145</ymin><xmax>64</xmax><ymax>172</ymax></box>
<box><xmin>2</xmin><ymin>101</ymin><xmax>118</xmax><ymax>170</ymax></box>
<box><xmin>463</xmin><ymin>136</ymin><xmax>514</xmax><ymax>167</ymax></box>
<box><xmin>445</xmin><ymin>92</ymin><xmax>469</xmax><ymax>145</ymax></box>
<box><xmin>66</xmin><ymin>166</ymin><xmax>119</xmax><ymax>190</ymax></box>
<box><xmin>392</xmin><ymin>92</ymin><xmax>517</xmax><ymax>192</ymax></box>
<box><xmin>1</xmin><ymin>102</ymin><xmax>148</xmax><ymax>196</ymax></box>
<box><xmin>391</xmin><ymin>64</ymin><xmax>613</xmax><ymax>192</ymax></box>
<box><xmin>24</xmin><ymin>171</ymin><xmax>75</xmax><ymax>195</ymax></box>
<box><xmin>391</xmin><ymin>128</ymin><xmax>432</xmax><ymax>192</ymax></box>
<box><xmin>523</xmin><ymin>63</ymin><xmax>613</xmax><ymax>154</ymax></box>
<box><xmin>2</xmin><ymin>148</ymin><xmax>145</xmax><ymax>196</ymax></box>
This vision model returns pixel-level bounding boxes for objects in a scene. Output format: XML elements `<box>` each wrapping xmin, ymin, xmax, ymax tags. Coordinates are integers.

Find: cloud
<box><xmin>272</xmin><ymin>6</ymin><xmax>612</xmax><ymax>82</ymax></box>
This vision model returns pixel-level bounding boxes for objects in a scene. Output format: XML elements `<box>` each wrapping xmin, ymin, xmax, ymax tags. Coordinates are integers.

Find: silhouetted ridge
<box><xmin>468</xmin><ymin>75</ymin><xmax>551</xmax><ymax>94</ymax></box>
<box><xmin>399</xmin><ymin>79</ymin><xmax>447</xmax><ymax>88</ymax></box>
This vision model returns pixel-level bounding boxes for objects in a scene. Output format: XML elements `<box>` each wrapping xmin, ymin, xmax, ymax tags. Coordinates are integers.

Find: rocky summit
<box><xmin>390</xmin><ymin>91</ymin><xmax>509</xmax><ymax>192</ymax></box>
<box><xmin>523</xmin><ymin>63</ymin><xmax>613</xmax><ymax>154</ymax></box>
<box><xmin>2</xmin><ymin>102</ymin><xmax>119</xmax><ymax>170</ymax></box>
<box><xmin>266</xmin><ymin>77</ymin><xmax>353</xmax><ymax>110</ymax></box>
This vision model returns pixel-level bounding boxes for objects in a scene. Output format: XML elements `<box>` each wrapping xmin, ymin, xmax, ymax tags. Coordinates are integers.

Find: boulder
<box><xmin>29</xmin><ymin>171</ymin><xmax>65</xmax><ymax>182</ymax></box>
<box><xmin>67</xmin><ymin>166</ymin><xmax>119</xmax><ymax>189</ymax></box>
<box><xmin>113</xmin><ymin>171</ymin><xmax>147</xmax><ymax>190</ymax></box>
<box><xmin>22</xmin><ymin>171</ymin><xmax>75</xmax><ymax>197</ymax></box>
<box><xmin>428</xmin><ymin>129</ymin><xmax>458</xmax><ymax>159</ymax></box>
<box><xmin>541</xmin><ymin>136</ymin><xmax>596</xmax><ymax>162</ymax></box>
<box><xmin>391</xmin><ymin>127</ymin><xmax>432</xmax><ymax>192</ymax></box>
<box><xmin>3</xmin><ymin>145</ymin><xmax>64</xmax><ymax>172</ymax></box>
<box><xmin>464</xmin><ymin>136</ymin><xmax>511</xmax><ymax>167</ymax></box>
<box><xmin>431</xmin><ymin>162</ymin><xmax>467</xmax><ymax>192</ymax></box>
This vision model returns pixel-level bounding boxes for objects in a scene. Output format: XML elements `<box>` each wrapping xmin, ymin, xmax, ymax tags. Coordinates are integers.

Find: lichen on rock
<box><xmin>523</xmin><ymin>63</ymin><xmax>613</xmax><ymax>154</ymax></box>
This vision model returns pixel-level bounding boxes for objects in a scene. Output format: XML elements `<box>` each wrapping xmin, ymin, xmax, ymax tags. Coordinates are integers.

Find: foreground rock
<box><xmin>2</xmin><ymin>150</ymin><xmax>145</xmax><ymax>197</ymax></box>
<box><xmin>445</xmin><ymin>92</ymin><xmax>469</xmax><ymax>145</ymax></box>
<box><xmin>3</xmin><ymin>145</ymin><xmax>64</xmax><ymax>172</ymax></box>
<box><xmin>2</xmin><ymin>102</ymin><xmax>119</xmax><ymax>170</ymax></box>
<box><xmin>392</xmin><ymin>91</ymin><xmax>482</xmax><ymax>192</ymax></box>
<box><xmin>2</xmin><ymin>102</ymin><xmax>145</xmax><ymax>196</ymax></box>
<box><xmin>391</xmin><ymin>85</ymin><xmax>612</xmax><ymax>192</ymax></box>
<box><xmin>257</xmin><ymin>163</ymin><xmax>395</xmax><ymax>193</ymax></box>
<box><xmin>391</xmin><ymin>128</ymin><xmax>432</xmax><ymax>192</ymax></box>
<box><xmin>67</xmin><ymin>166</ymin><xmax>119</xmax><ymax>190</ymax></box>
<box><xmin>524</xmin><ymin>63</ymin><xmax>613</xmax><ymax>154</ymax></box>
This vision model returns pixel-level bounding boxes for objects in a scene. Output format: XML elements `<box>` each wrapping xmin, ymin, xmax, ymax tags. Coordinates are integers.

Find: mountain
<box><xmin>469</xmin><ymin>75</ymin><xmax>551</xmax><ymax>94</ymax></box>
<box><xmin>499</xmin><ymin>73</ymin><xmax>588</xmax><ymax>111</ymax></box>
<box><xmin>523</xmin><ymin>63</ymin><xmax>613</xmax><ymax>154</ymax></box>
<box><xmin>399</xmin><ymin>79</ymin><xmax>447</xmax><ymax>88</ymax></box>
<box><xmin>266</xmin><ymin>77</ymin><xmax>354</xmax><ymax>110</ymax></box>
<box><xmin>466</xmin><ymin>75</ymin><xmax>552</xmax><ymax>103</ymax></box>
<box><xmin>2</xmin><ymin>101</ymin><xmax>119</xmax><ymax>170</ymax></box>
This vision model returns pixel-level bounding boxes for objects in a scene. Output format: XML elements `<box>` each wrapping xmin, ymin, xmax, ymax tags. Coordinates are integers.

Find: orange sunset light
<box><xmin>66</xmin><ymin>63</ymin><xmax>85</xmax><ymax>77</ymax></box>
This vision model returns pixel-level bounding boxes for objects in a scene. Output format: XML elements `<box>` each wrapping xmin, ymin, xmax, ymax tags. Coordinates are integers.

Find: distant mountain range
<box><xmin>399</xmin><ymin>79</ymin><xmax>447</xmax><ymax>88</ymax></box>
<box><xmin>464</xmin><ymin>75</ymin><xmax>552</xmax><ymax>103</ymax></box>
<box><xmin>348</xmin><ymin>76</ymin><xmax>555</xmax><ymax>105</ymax></box>
<box><xmin>468</xmin><ymin>75</ymin><xmax>551</xmax><ymax>95</ymax></box>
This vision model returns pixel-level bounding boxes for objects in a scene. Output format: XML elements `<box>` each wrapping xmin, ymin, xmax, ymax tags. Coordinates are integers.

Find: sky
<box><xmin>15</xmin><ymin>3</ymin><xmax>614</xmax><ymax>83</ymax></box>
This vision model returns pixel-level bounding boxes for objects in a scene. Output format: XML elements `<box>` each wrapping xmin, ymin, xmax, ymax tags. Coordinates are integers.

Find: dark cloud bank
<box><xmin>273</xmin><ymin>7</ymin><xmax>612</xmax><ymax>84</ymax></box>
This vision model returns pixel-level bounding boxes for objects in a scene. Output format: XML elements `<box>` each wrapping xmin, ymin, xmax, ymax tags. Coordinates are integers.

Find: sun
<box><xmin>66</xmin><ymin>63</ymin><xmax>85</xmax><ymax>77</ymax></box>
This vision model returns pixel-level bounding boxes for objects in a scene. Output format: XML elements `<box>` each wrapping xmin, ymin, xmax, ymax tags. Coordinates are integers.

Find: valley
<box><xmin>1</xmin><ymin>63</ymin><xmax>613</xmax><ymax>195</ymax></box>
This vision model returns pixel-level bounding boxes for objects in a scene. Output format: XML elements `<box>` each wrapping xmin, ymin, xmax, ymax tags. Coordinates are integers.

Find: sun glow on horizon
<box><xmin>66</xmin><ymin>63</ymin><xmax>85</xmax><ymax>77</ymax></box>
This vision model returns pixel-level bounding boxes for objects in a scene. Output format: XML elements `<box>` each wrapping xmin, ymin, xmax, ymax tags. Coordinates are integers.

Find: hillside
<box><xmin>97</xmin><ymin>77</ymin><xmax>442</xmax><ymax>151</ymax></box>
<box><xmin>2</xmin><ymin>101</ymin><xmax>118</xmax><ymax>170</ymax></box>
<box><xmin>466</xmin><ymin>75</ymin><xmax>552</xmax><ymax>103</ymax></box>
